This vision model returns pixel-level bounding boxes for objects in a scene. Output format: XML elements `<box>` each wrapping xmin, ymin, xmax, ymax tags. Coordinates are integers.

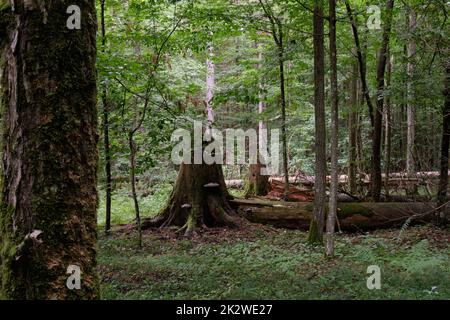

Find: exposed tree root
<box><xmin>142</xmin><ymin>163</ymin><xmax>237</xmax><ymax>236</ymax></box>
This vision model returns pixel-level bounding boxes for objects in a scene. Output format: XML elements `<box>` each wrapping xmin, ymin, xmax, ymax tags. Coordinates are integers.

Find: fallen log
<box><xmin>266</xmin><ymin>180</ymin><xmax>361</xmax><ymax>202</ymax></box>
<box><xmin>231</xmin><ymin>199</ymin><xmax>439</xmax><ymax>231</ymax></box>
<box><xmin>225</xmin><ymin>171</ymin><xmax>450</xmax><ymax>189</ymax></box>
<box><xmin>266</xmin><ymin>180</ymin><xmax>314</xmax><ymax>202</ymax></box>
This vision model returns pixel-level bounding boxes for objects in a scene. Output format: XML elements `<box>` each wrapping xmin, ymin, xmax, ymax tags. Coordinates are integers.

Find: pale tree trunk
<box><xmin>245</xmin><ymin>45</ymin><xmax>269</xmax><ymax>197</ymax></box>
<box><xmin>406</xmin><ymin>10</ymin><xmax>417</xmax><ymax>197</ymax></box>
<box><xmin>371</xmin><ymin>0</ymin><xmax>394</xmax><ymax>201</ymax></box>
<box><xmin>326</xmin><ymin>0</ymin><xmax>338</xmax><ymax>257</ymax></box>
<box><xmin>206</xmin><ymin>38</ymin><xmax>215</xmax><ymax>126</ymax></box>
<box><xmin>0</xmin><ymin>1</ymin><xmax>99</xmax><ymax>299</ymax></box>
<box><xmin>384</xmin><ymin>54</ymin><xmax>393</xmax><ymax>198</ymax></box>
<box><xmin>309</xmin><ymin>0</ymin><xmax>327</xmax><ymax>244</ymax></box>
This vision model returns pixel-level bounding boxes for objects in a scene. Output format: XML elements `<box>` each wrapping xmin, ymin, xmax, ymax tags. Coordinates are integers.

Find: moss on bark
<box><xmin>143</xmin><ymin>162</ymin><xmax>237</xmax><ymax>236</ymax></box>
<box><xmin>307</xmin><ymin>219</ymin><xmax>323</xmax><ymax>244</ymax></box>
<box><xmin>0</xmin><ymin>1</ymin><xmax>100</xmax><ymax>299</ymax></box>
<box><xmin>244</xmin><ymin>164</ymin><xmax>269</xmax><ymax>198</ymax></box>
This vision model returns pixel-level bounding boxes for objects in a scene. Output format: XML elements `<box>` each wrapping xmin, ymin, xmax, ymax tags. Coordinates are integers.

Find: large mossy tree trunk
<box><xmin>143</xmin><ymin>162</ymin><xmax>237</xmax><ymax>236</ymax></box>
<box><xmin>0</xmin><ymin>1</ymin><xmax>99</xmax><ymax>299</ymax></box>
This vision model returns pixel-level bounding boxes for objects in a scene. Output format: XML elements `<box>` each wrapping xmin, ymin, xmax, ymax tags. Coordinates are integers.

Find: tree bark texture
<box><xmin>0</xmin><ymin>1</ymin><xmax>99</xmax><ymax>299</ymax></box>
<box><xmin>309</xmin><ymin>0</ymin><xmax>327</xmax><ymax>244</ymax></box>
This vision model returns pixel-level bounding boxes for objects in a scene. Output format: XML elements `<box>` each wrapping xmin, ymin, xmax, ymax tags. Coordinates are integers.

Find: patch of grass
<box><xmin>97</xmin><ymin>183</ymin><xmax>172</xmax><ymax>227</ymax></box>
<box><xmin>229</xmin><ymin>188</ymin><xmax>245</xmax><ymax>198</ymax></box>
<box><xmin>96</xmin><ymin>184</ymin><xmax>245</xmax><ymax>227</ymax></box>
<box><xmin>98</xmin><ymin>225</ymin><xmax>450</xmax><ymax>300</ymax></box>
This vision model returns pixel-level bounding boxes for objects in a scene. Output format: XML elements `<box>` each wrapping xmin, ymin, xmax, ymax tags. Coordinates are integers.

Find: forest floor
<box><xmin>97</xmin><ymin>188</ymin><xmax>450</xmax><ymax>300</ymax></box>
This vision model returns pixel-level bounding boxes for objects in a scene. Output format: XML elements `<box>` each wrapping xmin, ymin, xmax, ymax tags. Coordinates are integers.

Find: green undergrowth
<box><xmin>97</xmin><ymin>183</ymin><xmax>173</xmax><ymax>226</ymax></box>
<box><xmin>98</xmin><ymin>224</ymin><xmax>450</xmax><ymax>300</ymax></box>
<box><xmin>97</xmin><ymin>184</ymin><xmax>245</xmax><ymax>227</ymax></box>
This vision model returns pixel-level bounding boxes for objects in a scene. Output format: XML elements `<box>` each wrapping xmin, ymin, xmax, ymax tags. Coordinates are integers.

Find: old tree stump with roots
<box><xmin>142</xmin><ymin>163</ymin><xmax>238</xmax><ymax>236</ymax></box>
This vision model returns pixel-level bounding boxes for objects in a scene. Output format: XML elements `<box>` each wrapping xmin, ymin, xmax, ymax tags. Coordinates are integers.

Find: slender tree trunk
<box><xmin>258</xmin><ymin>0</ymin><xmax>288</xmax><ymax>198</ymax></box>
<box><xmin>102</xmin><ymin>93</ymin><xmax>112</xmax><ymax>234</ymax></box>
<box><xmin>101</xmin><ymin>0</ymin><xmax>112</xmax><ymax>234</ymax></box>
<box><xmin>356</xmin><ymin>32</ymin><xmax>367</xmax><ymax>179</ymax></box>
<box><xmin>348</xmin><ymin>49</ymin><xmax>358</xmax><ymax>195</ymax></box>
<box><xmin>245</xmin><ymin>44</ymin><xmax>269</xmax><ymax>197</ymax></box>
<box><xmin>345</xmin><ymin>0</ymin><xmax>375</xmax><ymax>127</ymax></box>
<box><xmin>206</xmin><ymin>38</ymin><xmax>215</xmax><ymax>126</ymax></box>
<box><xmin>356</xmin><ymin>80</ymin><xmax>365</xmax><ymax>178</ymax></box>
<box><xmin>129</xmin><ymin>131</ymin><xmax>142</xmax><ymax>247</ymax></box>
<box><xmin>326</xmin><ymin>0</ymin><xmax>338</xmax><ymax>257</ymax></box>
<box><xmin>122</xmin><ymin>84</ymin><xmax>149</xmax><ymax>247</ymax></box>
<box><xmin>384</xmin><ymin>54</ymin><xmax>393</xmax><ymax>198</ymax></box>
<box><xmin>0</xmin><ymin>0</ymin><xmax>99</xmax><ymax>299</ymax></box>
<box><xmin>431</xmin><ymin>112</ymin><xmax>439</xmax><ymax>170</ymax></box>
<box><xmin>437</xmin><ymin>62</ymin><xmax>450</xmax><ymax>225</ymax></box>
<box><xmin>309</xmin><ymin>0</ymin><xmax>326</xmax><ymax>244</ymax></box>
<box><xmin>406</xmin><ymin>10</ymin><xmax>417</xmax><ymax>197</ymax></box>
<box><xmin>399</xmin><ymin>45</ymin><xmax>408</xmax><ymax>168</ymax></box>
<box><xmin>371</xmin><ymin>0</ymin><xmax>394</xmax><ymax>201</ymax></box>
<box><xmin>278</xmin><ymin>40</ymin><xmax>290</xmax><ymax>200</ymax></box>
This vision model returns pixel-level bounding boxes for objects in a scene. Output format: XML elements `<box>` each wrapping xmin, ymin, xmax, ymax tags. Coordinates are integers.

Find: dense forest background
<box><xmin>96</xmin><ymin>0</ymin><xmax>448</xmax><ymax>225</ymax></box>
<box><xmin>0</xmin><ymin>0</ymin><xmax>448</xmax><ymax>300</ymax></box>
